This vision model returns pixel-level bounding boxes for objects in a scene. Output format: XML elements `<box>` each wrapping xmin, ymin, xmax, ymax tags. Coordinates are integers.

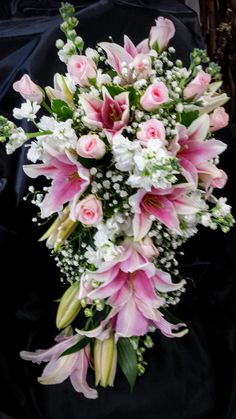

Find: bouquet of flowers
<box><xmin>0</xmin><ymin>3</ymin><xmax>234</xmax><ymax>399</ymax></box>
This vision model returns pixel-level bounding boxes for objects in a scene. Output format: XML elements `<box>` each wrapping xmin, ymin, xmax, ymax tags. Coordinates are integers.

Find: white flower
<box><xmin>13</xmin><ymin>100</ymin><xmax>40</xmax><ymax>120</ymax></box>
<box><xmin>216</xmin><ymin>197</ymin><xmax>231</xmax><ymax>217</ymax></box>
<box><xmin>112</xmin><ymin>134</ymin><xmax>141</xmax><ymax>172</ymax></box>
<box><xmin>58</xmin><ymin>40</ymin><xmax>76</xmax><ymax>63</ymax></box>
<box><xmin>37</xmin><ymin>116</ymin><xmax>78</xmax><ymax>149</ymax></box>
<box><xmin>26</xmin><ymin>141</ymin><xmax>44</xmax><ymax>162</ymax></box>
<box><xmin>96</xmin><ymin>69</ymin><xmax>112</xmax><ymax>87</ymax></box>
<box><xmin>6</xmin><ymin>127</ymin><xmax>27</xmax><ymax>154</ymax></box>
<box><xmin>85</xmin><ymin>47</ymin><xmax>99</xmax><ymax>62</ymax></box>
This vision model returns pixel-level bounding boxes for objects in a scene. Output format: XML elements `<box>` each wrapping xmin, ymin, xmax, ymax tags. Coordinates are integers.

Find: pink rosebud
<box><xmin>184</xmin><ymin>70</ymin><xmax>211</xmax><ymax>99</ymax></box>
<box><xmin>149</xmin><ymin>17</ymin><xmax>175</xmax><ymax>51</ymax></box>
<box><xmin>67</xmin><ymin>55</ymin><xmax>97</xmax><ymax>87</ymax></box>
<box><xmin>73</xmin><ymin>195</ymin><xmax>103</xmax><ymax>226</ymax></box>
<box><xmin>13</xmin><ymin>75</ymin><xmax>44</xmax><ymax>103</ymax></box>
<box><xmin>210</xmin><ymin>107</ymin><xmax>229</xmax><ymax>132</ymax></box>
<box><xmin>137</xmin><ymin>118</ymin><xmax>165</xmax><ymax>145</ymax></box>
<box><xmin>132</xmin><ymin>53</ymin><xmax>152</xmax><ymax>80</ymax></box>
<box><xmin>140</xmin><ymin>236</ymin><xmax>159</xmax><ymax>259</ymax></box>
<box><xmin>140</xmin><ymin>82</ymin><xmax>169</xmax><ymax>111</ymax></box>
<box><xmin>76</xmin><ymin>134</ymin><xmax>106</xmax><ymax>159</ymax></box>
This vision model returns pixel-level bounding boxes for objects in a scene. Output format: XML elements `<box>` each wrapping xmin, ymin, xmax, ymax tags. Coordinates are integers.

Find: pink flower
<box><xmin>71</xmin><ymin>194</ymin><xmax>103</xmax><ymax>225</ymax></box>
<box><xmin>197</xmin><ymin>161</ymin><xmax>227</xmax><ymax>190</ymax></box>
<box><xmin>137</xmin><ymin>119</ymin><xmax>165</xmax><ymax>145</ymax></box>
<box><xmin>13</xmin><ymin>74</ymin><xmax>44</xmax><ymax>103</ymax></box>
<box><xmin>99</xmin><ymin>36</ymin><xmax>149</xmax><ymax>82</ymax></box>
<box><xmin>132</xmin><ymin>53</ymin><xmax>152</xmax><ymax>79</ymax></box>
<box><xmin>20</xmin><ymin>333</ymin><xmax>97</xmax><ymax>399</ymax></box>
<box><xmin>149</xmin><ymin>17</ymin><xmax>175</xmax><ymax>51</ymax></box>
<box><xmin>76</xmin><ymin>134</ymin><xmax>106</xmax><ymax>159</ymax></box>
<box><xmin>129</xmin><ymin>185</ymin><xmax>202</xmax><ymax>240</ymax></box>
<box><xmin>23</xmin><ymin>144</ymin><xmax>90</xmax><ymax>218</ymax></box>
<box><xmin>67</xmin><ymin>55</ymin><xmax>97</xmax><ymax>87</ymax></box>
<box><xmin>81</xmin><ymin>243</ymin><xmax>187</xmax><ymax>340</ymax></box>
<box><xmin>171</xmin><ymin>114</ymin><xmax>227</xmax><ymax>189</ymax></box>
<box><xmin>140</xmin><ymin>82</ymin><xmax>169</xmax><ymax>111</ymax></box>
<box><xmin>80</xmin><ymin>87</ymin><xmax>129</xmax><ymax>137</ymax></box>
<box><xmin>210</xmin><ymin>107</ymin><xmax>229</xmax><ymax>132</ymax></box>
<box><xmin>183</xmin><ymin>70</ymin><xmax>211</xmax><ymax>99</ymax></box>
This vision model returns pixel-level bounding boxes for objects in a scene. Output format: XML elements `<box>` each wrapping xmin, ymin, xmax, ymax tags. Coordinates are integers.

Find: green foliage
<box><xmin>117</xmin><ymin>338</ymin><xmax>138</xmax><ymax>391</ymax></box>
<box><xmin>51</xmin><ymin>99</ymin><xmax>73</xmax><ymax>120</ymax></box>
<box><xmin>60</xmin><ymin>336</ymin><xmax>90</xmax><ymax>357</ymax></box>
<box><xmin>181</xmin><ymin>110</ymin><xmax>199</xmax><ymax>127</ymax></box>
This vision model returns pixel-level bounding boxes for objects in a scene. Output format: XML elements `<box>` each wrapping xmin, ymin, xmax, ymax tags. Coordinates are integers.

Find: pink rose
<box><xmin>139</xmin><ymin>236</ymin><xmax>159</xmax><ymax>259</ymax></box>
<box><xmin>73</xmin><ymin>195</ymin><xmax>103</xmax><ymax>225</ymax></box>
<box><xmin>76</xmin><ymin>134</ymin><xmax>106</xmax><ymax>159</ymax></box>
<box><xmin>137</xmin><ymin>119</ymin><xmax>165</xmax><ymax>145</ymax></box>
<box><xmin>149</xmin><ymin>17</ymin><xmax>175</xmax><ymax>51</ymax></box>
<box><xmin>67</xmin><ymin>55</ymin><xmax>97</xmax><ymax>87</ymax></box>
<box><xmin>132</xmin><ymin>54</ymin><xmax>152</xmax><ymax>80</ymax></box>
<box><xmin>140</xmin><ymin>82</ymin><xmax>169</xmax><ymax>111</ymax></box>
<box><xmin>13</xmin><ymin>75</ymin><xmax>44</xmax><ymax>103</ymax></box>
<box><xmin>210</xmin><ymin>107</ymin><xmax>229</xmax><ymax>132</ymax></box>
<box><xmin>184</xmin><ymin>70</ymin><xmax>211</xmax><ymax>99</ymax></box>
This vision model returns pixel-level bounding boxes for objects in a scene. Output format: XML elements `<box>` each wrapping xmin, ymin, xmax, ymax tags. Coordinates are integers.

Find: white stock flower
<box><xmin>112</xmin><ymin>134</ymin><xmax>141</xmax><ymax>172</ymax></box>
<box><xmin>38</xmin><ymin>116</ymin><xmax>78</xmax><ymax>149</ymax></box>
<box><xmin>96</xmin><ymin>69</ymin><xmax>112</xmax><ymax>87</ymax></box>
<box><xmin>58</xmin><ymin>40</ymin><xmax>76</xmax><ymax>63</ymax></box>
<box><xmin>13</xmin><ymin>100</ymin><xmax>40</xmax><ymax>120</ymax></box>
<box><xmin>6</xmin><ymin>127</ymin><xmax>27</xmax><ymax>154</ymax></box>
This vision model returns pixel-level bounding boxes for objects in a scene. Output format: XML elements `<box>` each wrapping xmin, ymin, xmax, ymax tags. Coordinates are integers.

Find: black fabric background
<box><xmin>0</xmin><ymin>1</ymin><xmax>235</xmax><ymax>418</ymax></box>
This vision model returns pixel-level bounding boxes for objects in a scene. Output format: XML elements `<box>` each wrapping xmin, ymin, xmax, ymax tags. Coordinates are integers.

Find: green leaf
<box><xmin>51</xmin><ymin>99</ymin><xmax>73</xmax><ymax>120</ymax></box>
<box><xmin>105</xmin><ymin>84</ymin><xmax>125</xmax><ymax>97</ymax></box>
<box><xmin>60</xmin><ymin>336</ymin><xmax>90</xmax><ymax>357</ymax></box>
<box><xmin>127</xmin><ymin>86</ymin><xmax>141</xmax><ymax>106</ymax></box>
<box><xmin>181</xmin><ymin>110</ymin><xmax>199</xmax><ymax>127</ymax></box>
<box><xmin>117</xmin><ymin>338</ymin><xmax>137</xmax><ymax>391</ymax></box>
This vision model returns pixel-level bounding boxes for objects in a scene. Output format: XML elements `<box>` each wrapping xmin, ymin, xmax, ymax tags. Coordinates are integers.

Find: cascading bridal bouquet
<box><xmin>0</xmin><ymin>2</ymin><xmax>234</xmax><ymax>398</ymax></box>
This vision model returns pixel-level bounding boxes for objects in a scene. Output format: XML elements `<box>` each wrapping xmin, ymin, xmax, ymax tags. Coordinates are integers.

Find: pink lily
<box><xmin>129</xmin><ymin>185</ymin><xmax>202</xmax><ymax>240</ymax></box>
<box><xmin>170</xmin><ymin>114</ymin><xmax>227</xmax><ymax>187</ymax></box>
<box><xmin>197</xmin><ymin>161</ymin><xmax>227</xmax><ymax>190</ymax></box>
<box><xmin>24</xmin><ymin>143</ymin><xmax>90</xmax><ymax>217</ymax></box>
<box><xmin>78</xmin><ymin>242</ymin><xmax>187</xmax><ymax>340</ymax></box>
<box><xmin>99</xmin><ymin>35</ymin><xmax>149</xmax><ymax>81</ymax></box>
<box><xmin>20</xmin><ymin>333</ymin><xmax>97</xmax><ymax>399</ymax></box>
<box><xmin>80</xmin><ymin>87</ymin><xmax>129</xmax><ymax>138</ymax></box>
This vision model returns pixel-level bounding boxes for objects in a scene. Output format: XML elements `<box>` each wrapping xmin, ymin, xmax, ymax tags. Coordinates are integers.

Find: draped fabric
<box><xmin>0</xmin><ymin>1</ymin><xmax>235</xmax><ymax>418</ymax></box>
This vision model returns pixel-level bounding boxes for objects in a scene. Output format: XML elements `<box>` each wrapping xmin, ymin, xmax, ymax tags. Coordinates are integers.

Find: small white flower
<box><xmin>6</xmin><ymin>127</ymin><xmax>27</xmax><ymax>154</ymax></box>
<box><xmin>13</xmin><ymin>100</ymin><xmax>40</xmax><ymax>120</ymax></box>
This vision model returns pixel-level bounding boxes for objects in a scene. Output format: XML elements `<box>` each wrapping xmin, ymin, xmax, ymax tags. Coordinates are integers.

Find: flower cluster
<box><xmin>1</xmin><ymin>2</ymin><xmax>234</xmax><ymax>399</ymax></box>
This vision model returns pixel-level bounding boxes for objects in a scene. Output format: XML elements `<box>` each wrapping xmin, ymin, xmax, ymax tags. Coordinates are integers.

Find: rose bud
<box><xmin>56</xmin><ymin>282</ymin><xmax>81</xmax><ymax>330</ymax></box>
<box><xmin>183</xmin><ymin>70</ymin><xmax>211</xmax><ymax>99</ymax></box>
<box><xmin>13</xmin><ymin>74</ymin><xmax>44</xmax><ymax>103</ymax></box>
<box><xmin>149</xmin><ymin>17</ymin><xmax>175</xmax><ymax>51</ymax></box>
<box><xmin>67</xmin><ymin>55</ymin><xmax>97</xmax><ymax>87</ymax></box>
<box><xmin>140</xmin><ymin>82</ymin><xmax>169</xmax><ymax>111</ymax></box>
<box><xmin>71</xmin><ymin>195</ymin><xmax>103</xmax><ymax>226</ymax></box>
<box><xmin>94</xmin><ymin>335</ymin><xmax>117</xmax><ymax>387</ymax></box>
<box><xmin>210</xmin><ymin>107</ymin><xmax>229</xmax><ymax>132</ymax></box>
<box><xmin>76</xmin><ymin>134</ymin><xmax>106</xmax><ymax>159</ymax></box>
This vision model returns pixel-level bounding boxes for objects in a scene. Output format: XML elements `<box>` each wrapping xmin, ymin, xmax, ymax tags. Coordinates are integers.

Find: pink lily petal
<box><xmin>107</xmin><ymin>282</ymin><xmax>131</xmax><ymax>307</ymax></box>
<box><xmin>197</xmin><ymin>161</ymin><xmax>227</xmax><ymax>190</ymax></box>
<box><xmin>141</xmin><ymin>194</ymin><xmax>180</xmax><ymax>231</ymax></box>
<box><xmin>115</xmin><ymin>297</ymin><xmax>149</xmax><ymax>338</ymax></box>
<box><xmin>152</xmin><ymin>269</ymin><xmax>185</xmax><ymax>292</ymax></box>
<box><xmin>171</xmin><ymin>195</ymin><xmax>202</xmax><ymax>215</ymax></box>
<box><xmin>23</xmin><ymin>163</ymin><xmax>59</xmax><ymax>179</ymax></box>
<box><xmin>88</xmin><ymin>273</ymin><xmax>126</xmax><ymax>300</ymax></box>
<box><xmin>134</xmin><ymin>270</ymin><xmax>160</xmax><ymax>307</ymax></box>
<box><xmin>187</xmin><ymin>114</ymin><xmax>210</xmax><ymax>142</ymax></box>
<box><xmin>38</xmin><ymin>353</ymin><xmax>77</xmax><ymax>385</ymax></box>
<box><xmin>20</xmin><ymin>335</ymin><xmax>79</xmax><ymax>364</ymax></box>
<box><xmin>133</xmin><ymin>211</ymin><xmax>152</xmax><ymax>241</ymax></box>
<box><xmin>136</xmin><ymin>38</ymin><xmax>149</xmax><ymax>54</ymax></box>
<box><xmin>99</xmin><ymin>42</ymin><xmax>132</xmax><ymax>76</ymax></box>
<box><xmin>124</xmin><ymin>35</ymin><xmax>137</xmax><ymax>57</ymax></box>
<box><xmin>70</xmin><ymin>351</ymin><xmax>98</xmax><ymax>399</ymax></box>
<box><xmin>180</xmin><ymin>157</ymin><xmax>198</xmax><ymax>185</ymax></box>
<box><xmin>80</xmin><ymin>94</ymin><xmax>103</xmax><ymax>129</ymax></box>
<box><xmin>180</xmin><ymin>139</ymin><xmax>227</xmax><ymax>165</ymax></box>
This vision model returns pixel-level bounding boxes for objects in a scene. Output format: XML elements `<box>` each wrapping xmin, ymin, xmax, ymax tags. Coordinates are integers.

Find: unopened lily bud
<box><xmin>56</xmin><ymin>282</ymin><xmax>81</xmax><ymax>330</ymax></box>
<box><xmin>94</xmin><ymin>335</ymin><xmax>117</xmax><ymax>388</ymax></box>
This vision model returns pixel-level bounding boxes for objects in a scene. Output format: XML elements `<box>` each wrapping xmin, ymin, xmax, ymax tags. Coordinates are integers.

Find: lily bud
<box><xmin>45</xmin><ymin>74</ymin><xmax>75</xmax><ymax>108</ymax></box>
<box><xmin>56</xmin><ymin>282</ymin><xmax>81</xmax><ymax>330</ymax></box>
<box><xmin>39</xmin><ymin>207</ymin><xmax>78</xmax><ymax>250</ymax></box>
<box><xmin>94</xmin><ymin>335</ymin><xmax>117</xmax><ymax>388</ymax></box>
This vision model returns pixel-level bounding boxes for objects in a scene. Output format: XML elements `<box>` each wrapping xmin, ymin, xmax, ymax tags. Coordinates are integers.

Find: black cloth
<box><xmin>0</xmin><ymin>1</ymin><xmax>235</xmax><ymax>419</ymax></box>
